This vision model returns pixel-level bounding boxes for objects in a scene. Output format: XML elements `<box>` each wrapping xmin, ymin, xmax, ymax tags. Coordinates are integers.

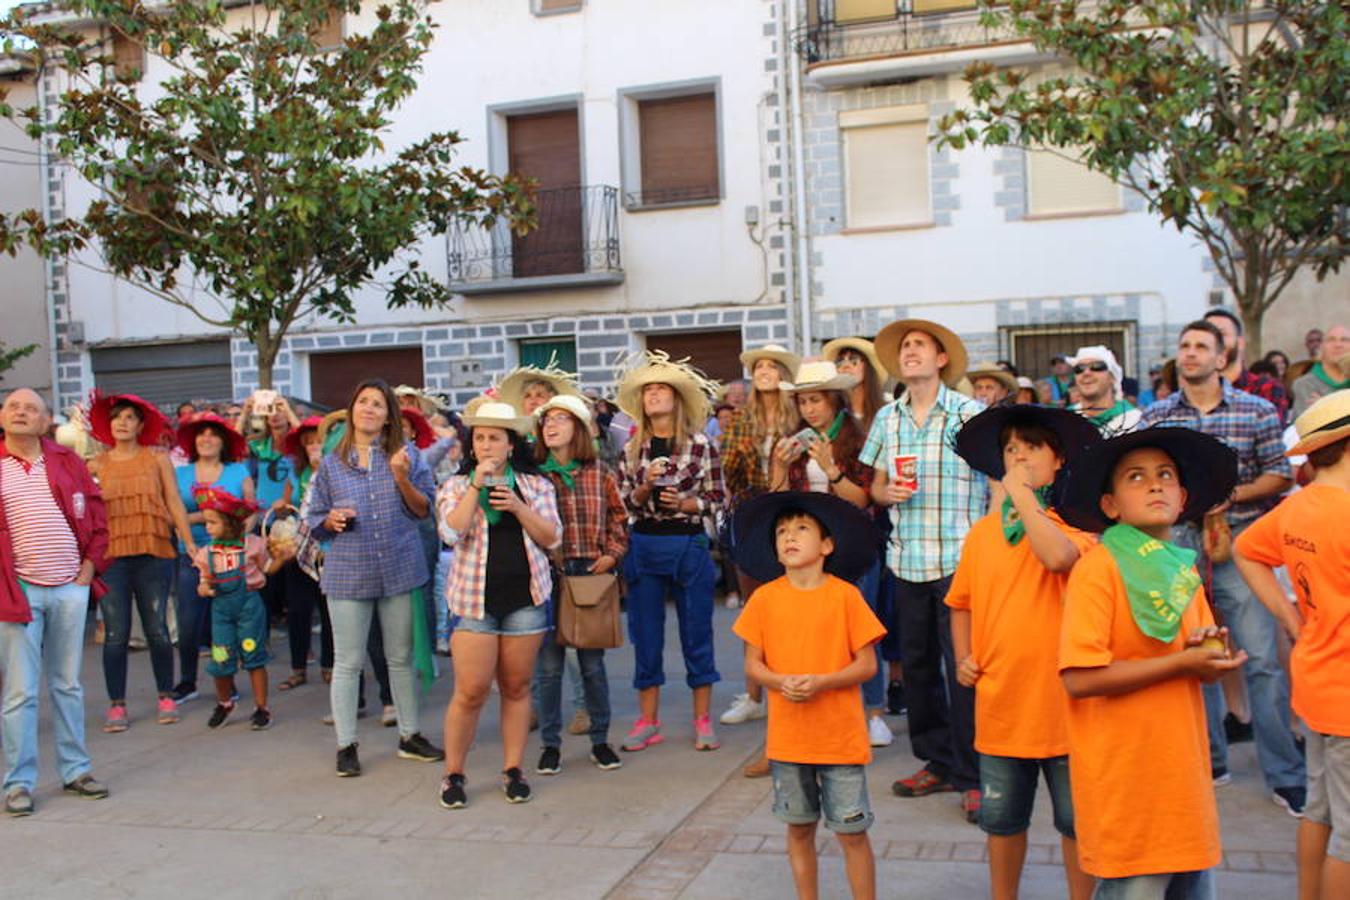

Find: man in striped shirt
<box><xmin>1</xmin><ymin>388</ymin><xmax>111</xmax><ymax>816</ymax></box>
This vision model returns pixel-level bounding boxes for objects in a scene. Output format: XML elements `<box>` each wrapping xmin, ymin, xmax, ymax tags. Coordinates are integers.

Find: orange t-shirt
<box><xmin>945</xmin><ymin>508</ymin><xmax>1096</xmax><ymax>758</ymax></box>
<box><xmin>1235</xmin><ymin>484</ymin><xmax>1350</xmax><ymax>737</ymax></box>
<box><xmin>1059</xmin><ymin>544</ymin><xmax>1220</xmax><ymax>879</ymax></box>
<box><xmin>733</xmin><ymin>574</ymin><xmax>886</xmax><ymax>765</ymax></box>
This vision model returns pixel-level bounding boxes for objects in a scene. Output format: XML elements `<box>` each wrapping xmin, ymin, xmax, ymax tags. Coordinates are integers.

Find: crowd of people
<box><xmin>0</xmin><ymin>312</ymin><xmax>1346</xmax><ymax>900</ymax></box>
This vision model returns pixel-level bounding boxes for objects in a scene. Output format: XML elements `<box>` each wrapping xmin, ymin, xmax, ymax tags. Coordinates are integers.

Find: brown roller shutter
<box><xmin>308</xmin><ymin>348</ymin><xmax>424</xmax><ymax>410</ymax></box>
<box><xmin>646</xmin><ymin>329</ymin><xmax>743</xmax><ymax>385</ymax></box>
<box><xmin>638</xmin><ymin>93</ymin><xmax>719</xmax><ymax>205</ymax></box>
<box><xmin>508</xmin><ymin>108</ymin><xmax>583</xmax><ymax>277</ymax></box>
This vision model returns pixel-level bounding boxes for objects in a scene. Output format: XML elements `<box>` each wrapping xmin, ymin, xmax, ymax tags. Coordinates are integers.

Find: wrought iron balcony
<box><xmin>447</xmin><ymin>184</ymin><xmax>623</xmax><ymax>294</ymax></box>
<box><xmin>796</xmin><ymin>1</ymin><xmax>1020</xmax><ymax>68</ymax></box>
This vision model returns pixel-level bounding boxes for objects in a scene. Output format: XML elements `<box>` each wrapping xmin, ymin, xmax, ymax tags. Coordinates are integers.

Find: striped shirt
<box><xmin>436</xmin><ymin>472</ymin><xmax>560</xmax><ymax>620</ymax></box>
<box><xmin>859</xmin><ymin>385</ymin><xmax>987</xmax><ymax>582</ymax></box>
<box><xmin>0</xmin><ymin>455</ymin><xmax>81</xmax><ymax>586</ymax></box>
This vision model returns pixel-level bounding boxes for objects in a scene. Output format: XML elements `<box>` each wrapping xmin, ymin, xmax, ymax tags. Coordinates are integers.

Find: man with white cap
<box><xmin>1066</xmin><ymin>345</ymin><xmax>1142</xmax><ymax>435</ymax></box>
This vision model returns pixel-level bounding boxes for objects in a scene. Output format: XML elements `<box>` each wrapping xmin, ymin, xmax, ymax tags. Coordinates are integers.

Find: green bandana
<box><xmin>1312</xmin><ymin>362</ymin><xmax>1350</xmax><ymax>391</ymax></box>
<box><xmin>478</xmin><ymin>462</ymin><xmax>516</xmax><ymax>526</ymax></box>
<box><xmin>1086</xmin><ymin>399</ymin><xmax>1134</xmax><ymax>428</ymax></box>
<box><xmin>298</xmin><ymin>467</ymin><xmax>314</xmax><ymax>503</ymax></box>
<box><xmin>410</xmin><ymin>587</ymin><xmax>436</xmax><ymax>692</ymax></box>
<box><xmin>814</xmin><ymin>410</ymin><xmax>847</xmax><ymax>442</ymax></box>
<box><xmin>1001</xmin><ymin>485</ymin><xmax>1054</xmax><ymax>545</ymax></box>
<box><xmin>539</xmin><ymin>454</ymin><xmax>580</xmax><ymax>490</ymax></box>
<box><xmin>1101</xmin><ymin>523</ymin><xmax>1202</xmax><ymax>642</ymax></box>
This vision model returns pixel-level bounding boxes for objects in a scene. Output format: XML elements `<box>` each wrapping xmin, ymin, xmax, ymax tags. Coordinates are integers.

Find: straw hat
<box><xmin>821</xmin><ymin>337</ymin><xmax>896</xmax><ymax>392</ymax></box>
<box><xmin>461</xmin><ymin>400</ymin><xmax>535</xmax><ymax>437</ymax></box>
<box><xmin>534</xmin><ymin>394</ymin><xmax>594</xmax><ymax>429</ymax></box>
<box><xmin>965</xmin><ymin>361</ymin><xmax>1017</xmax><ymax>395</ymax></box>
<box><xmin>1284</xmin><ymin>358</ymin><xmax>1315</xmax><ymax>391</ymax></box>
<box><xmin>318</xmin><ymin>409</ymin><xmax>348</xmax><ymax>455</ymax></box>
<box><xmin>1286</xmin><ymin>389</ymin><xmax>1350</xmax><ymax>457</ymax></box>
<box><xmin>393</xmin><ymin>384</ymin><xmax>437</xmax><ymax>416</ymax></box>
<box><xmin>873</xmin><ymin>318</ymin><xmax>969</xmax><ymax>387</ymax></box>
<box><xmin>496</xmin><ymin>357</ymin><xmax>583</xmax><ymax>413</ymax></box>
<box><xmin>88</xmin><ymin>391</ymin><xmax>169</xmax><ymax>447</ymax></box>
<box><xmin>615</xmin><ymin>350</ymin><xmax>718</xmax><ymax>426</ymax></box>
<box><xmin>779</xmin><ymin>360</ymin><xmax>859</xmax><ymax>394</ymax></box>
<box><xmin>740</xmin><ymin>343</ymin><xmax>801</xmax><ymax>375</ymax></box>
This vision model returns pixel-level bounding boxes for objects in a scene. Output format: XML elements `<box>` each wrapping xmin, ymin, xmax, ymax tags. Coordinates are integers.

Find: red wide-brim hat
<box><xmin>191</xmin><ymin>483</ymin><xmax>259</xmax><ymax>521</ymax></box>
<box><xmin>401</xmin><ymin>408</ymin><xmax>436</xmax><ymax>449</ymax></box>
<box><xmin>177</xmin><ymin>413</ymin><xmax>249</xmax><ymax>461</ymax></box>
<box><xmin>283</xmin><ymin>415</ymin><xmax>324</xmax><ymax>464</ymax></box>
<box><xmin>87</xmin><ymin>391</ymin><xmax>169</xmax><ymax>447</ymax></box>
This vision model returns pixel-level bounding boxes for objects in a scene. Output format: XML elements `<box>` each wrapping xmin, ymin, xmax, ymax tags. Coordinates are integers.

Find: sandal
<box><xmin>277</xmin><ymin>671</ymin><xmax>308</xmax><ymax>691</ymax></box>
<box><xmin>321</xmin><ymin>669</ymin><xmax>333</xmax><ymax>685</ymax></box>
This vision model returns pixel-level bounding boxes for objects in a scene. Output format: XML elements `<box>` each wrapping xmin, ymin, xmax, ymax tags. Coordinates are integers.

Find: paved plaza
<box><xmin>4</xmin><ymin>606</ymin><xmax>1297</xmax><ymax>899</ymax></box>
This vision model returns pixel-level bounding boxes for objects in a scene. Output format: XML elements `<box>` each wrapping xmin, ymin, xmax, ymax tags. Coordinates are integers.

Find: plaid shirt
<box><xmin>619</xmin><ymin>432</ymin><xmax>725</xmax><ymax>526</ymax></box>
<box><xmin>1140</xmin><ymin>380</ymin><xmax>1292</xmax><ymax>525</ymax></box>
<box><xmin>544</xmin><ymin>462</ymin><xmax>629</xmax><ymax>563</ymax></box>
<box><xmin>786</xmin><ymin>442</ymin><xmax>873</xmax><ymax>495</ymax></box>
<box><xmin>304</xmin><ymin>444</ymin><xmax>435</xmax><ymax>601</ymax></box>
<box><xmin>720</xmin><ymin>408</ymin><xmax>775</xmax><ymax>511</ymax></box>
<box><xmin>436</xmin><ymin>472</ymin><xmax>560</xmax><ymax>620</ymax></box>
<box><xmin>860</xmin><ymin>386</ymin><xmax>987</xmax><ymax>581</ymax></box>
<box><xmin>1232</xmin><ymin>369</ymin><xmax>1289</xmax><ymax>423</ymax></box>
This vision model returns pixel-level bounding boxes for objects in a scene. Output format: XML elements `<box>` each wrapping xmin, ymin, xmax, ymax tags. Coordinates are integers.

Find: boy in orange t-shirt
<box><xmin>1234</xmin><ymin>390</ymin><xmax>1350</xmax><ymax>900</ymax></box>
<box><xmin>1057</xmin><ymin>427</ymin><xmax>1248</xmax><ymax>899</ymax></box>
<box><xmin>732</xmin><ymin>491</ymin><xmax>886</xmax><ymax>900</ymax></box>
<box><xmin>947</xmin><ymin>406</ymin><xmax>1102</xmax><ymax>900</ymax></box>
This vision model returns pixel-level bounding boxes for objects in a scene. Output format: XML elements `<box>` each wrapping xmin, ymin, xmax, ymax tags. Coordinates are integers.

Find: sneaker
<box><xmin>103</xmin><ymin>705</ymin><xmax>129</xmax><ymax>733</ymax></box>
<box><xmin>723</xmin><ymin>592</ymin><xmax>741</xmax><ymax>610</ymax></box>
<box><xmin>567</xmin><ymin>709</ymin><xmax>591</xmax><ymax>736</ymax></box>
<box><xmin>621</xmin><ymin>718</ymin><xmax>664</xmax><ymax>752</ymax></box>
<box><xmin>62</xmin><ymin>774</ymin><xmax>109</xmax><ymax>800</ymax></box>
<box><xmin>5</xmin><ymin>787</ymin><xmax>34</xmax><ymax>817</ymax></box>
<box><xmin>693</xmin><ymin>715</ymin><xmax>721</xmax><ymax>751</ymax></box>
<box><xmin>719</xmin><ymin>692</ymin><xmax>767</xmax><ymax>725</ymax></box>
<box><xmin>867</xmin><ymin>715</ymin><xmax>894</xmax><ymax>747</ymax></box>
<box><xmin>439</xmin><ymin>772</ymin><xmax>467</xmax><ymax>809</ymax></box>
<box><xmin>321</xmin><ymin>711</ymin><xmax>335</xmax><ymax>726</ymax></box>
<box><xmin>1223</xmin><ymin>712</ymin><xmax>1254</xmax><ymax>745</ymax></box>
<box><xmin>892</xmin><ymin>767</ymin><xmax>955</xmax><ymax>797</ymax></box>
<box><xmin>397</xmin><ymin>732</ymin><xmax>445</xmax><ymax>762</ymax></box>
<box><xmin>435</xmin><ymin>638</ymin><xmax>450</xmax><ymax>656</ymax></box>
<box><xmin>886</xmin><ymin>679</ymin><xmax>906</xmax><ymax>716</ymax></box>
<box><xmin>536</xmin><ymin>746</ymin><xmax>562</xmax><ymax>776</ymax></box>
<box><xmin>156</xmin><ymin>697</ymin><xmax>179</xmax><ymax>725</ymax></box>
<box><xmin>169</xmin><ymin>682</ymin><xmax>199</xmax><ymax>703</ymax></box>
<box><xmin>336</xmin><ymin>743</ymin><xmax>361</xmax><ymax>777</ymax></box>
<box><xmin>207</xmin><ymin>702</ymin><xmax>235</xmax><ymax>729</ymax></box>
<box><xmin>590</xmin><ymin>743</ymin><xmax>622</xmax><ymax>771</ymax></box>
<box><xmin>381</xmin><ymin>705</ymin><xmax>397</xmax><ymax>728</ymax></box>
<box><xmin>743</xmin><ymin>755</ymin><xmax>771</xmax><ymax>779</ymax></box>
<box><xmin>961</xmin><ymin>788</ymin><xmax>982</xmax><ymax>824</ymax></box>
<box><xmin>249</xmin><ymin>707</ymin><xmax>272</xmax><ymax>731</ymax></box>
<box><xmin>502</xmin><ymin>767</ymin><xmax>532</xmax><ymax>804</ymax></box>
<box><xmin>1212</xmin><ymin>766</ymin><xmax>1232</xmax><ymax>787</ymax></box>
<box><xmin>1273</xmin><ymin>786</ymin><xmax>1306</xmax><ymax>818</ymax></box>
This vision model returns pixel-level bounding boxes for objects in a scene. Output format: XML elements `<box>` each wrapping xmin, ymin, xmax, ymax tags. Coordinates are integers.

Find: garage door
<box><xmin>309</xmin><ymin>347</ymin><xmax>425</xmax><ymax>409</ymax></box>
<box><xmin>645</xmin><ymin>329</ymin><xmax>743</xmax><ymax>385</ymax></box>
<box><xmin>91</xmin><ymin>339</ymin><xmax>232</xmax><ymax>409</ymax></box>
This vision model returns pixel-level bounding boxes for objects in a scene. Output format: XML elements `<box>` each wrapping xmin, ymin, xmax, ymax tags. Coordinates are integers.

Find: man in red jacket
<box><xmin>1</xmin><ymin>388</ymin><xmax>110</xmax><ymax>816</ymax></box>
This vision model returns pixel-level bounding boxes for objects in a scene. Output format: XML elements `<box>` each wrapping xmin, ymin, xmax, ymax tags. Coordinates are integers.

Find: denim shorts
<box><xmin>1093</xmin><ymin>869</ymin><xmax>1215</xmax><ymax>900</ymax></box>
<box><xmin>979</xmin><ymin>753</ymin><xmax>1075</xmax><ymax>838</ymax></box>
<box><xmin>1305</xmin><ymin>730</ymin><xmax>1350</xmax><ymax>863</ymax></box>
<box><xmin>454</xmin><ymin>602</ymin><xmax>548</xmax><ymax>637</ymax></box>
<box><xmin>771</xmin><ymin>761</ymin><xmax>873</xmax><ymax>834</ymax></box>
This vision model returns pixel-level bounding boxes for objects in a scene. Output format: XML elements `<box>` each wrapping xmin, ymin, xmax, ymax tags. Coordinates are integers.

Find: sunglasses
<box><xmin>1073</xmin><ymin>362</ymin><xmax>1109</xmax><ymax>375</ymax></box>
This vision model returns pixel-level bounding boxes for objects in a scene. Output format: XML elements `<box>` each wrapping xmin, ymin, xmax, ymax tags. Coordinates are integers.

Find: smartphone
<box><xmin>792</xmin><ymin>428</ymin><xmax>821</xmax><ymax>449</ymax></box>
<box><xmin>483</xmin><ymin>475</ymin><xmax>510</xmax><ymax>488</ymax></box>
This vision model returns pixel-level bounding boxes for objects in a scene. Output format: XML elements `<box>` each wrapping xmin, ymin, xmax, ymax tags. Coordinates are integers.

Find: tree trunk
<box><xmin>254</xmin><ymin>327</ymin><xmax>277</xmax><ymax>390</ymax></box>
<box><xmin>1238</xmin><ymin>293</ymin><xmax>1264</xmax><ymax>362</ymax></box>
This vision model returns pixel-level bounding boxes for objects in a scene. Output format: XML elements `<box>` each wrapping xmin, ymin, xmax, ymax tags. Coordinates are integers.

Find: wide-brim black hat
<box><xmin>732</xmin><ymin>491</ymin><xmax>878</xmax><ymax>584</ymax></box>
<box><xmin>1059</xmin><ymin>426</ymin><xmax>1238</xmax><ymax>533</ymax></box>
<box><xmin>954</xmin><ymin>404</ymin><xmax>1104</xmax><ymax>480</ymax></box>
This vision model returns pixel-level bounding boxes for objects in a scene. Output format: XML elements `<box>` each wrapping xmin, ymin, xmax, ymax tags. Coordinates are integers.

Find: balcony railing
<box><xmin>796</xmin><ymin>1</ymin><xmax>1020</xmax><ymax>66</ymax></box>
<box><xmin>447</xmin><ymin>184</ymin><xmax>623</xmax><ymax>293</ymax></box>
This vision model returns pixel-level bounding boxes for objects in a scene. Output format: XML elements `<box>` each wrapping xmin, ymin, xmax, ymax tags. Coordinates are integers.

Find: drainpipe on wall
<box><xmin>775</xmin><ymin>0</ymin><xmax>798</xmax><ymax>352</ymax></box>
<box><xmin>35</xmin><ymin>62</ymin><xmax>62</xmax><ymax>410</ymax></box>
<box><xmin>786</xmin><ymin>0</ymin><xmax>813</xmax><ymax>354</ymax></box>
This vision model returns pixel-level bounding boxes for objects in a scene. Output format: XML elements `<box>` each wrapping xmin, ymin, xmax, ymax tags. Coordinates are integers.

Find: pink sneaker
<box><xmin>621</xmin><ymin>718</ymin><xmax>664</xmax><ymax>752</ymax></box>
<box><xmin>693</xmin><ymin>715</ymin><xmax>720</xmax><ymax>751</ymax></box>
<box><xmin>157</xmin><ymin>696</ymin><xmax>180</xmax><ymax>725</ymax></box>
<box><xmin>103</xmin><ymin>705</ymin><xmax>129</xmax><ymax>733</ymax></box>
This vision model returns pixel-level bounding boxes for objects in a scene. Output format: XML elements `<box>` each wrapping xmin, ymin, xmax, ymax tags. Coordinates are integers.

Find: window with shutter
<box><xmin>112</xmin><ymin>34</ymin><xmax>144</xmax><ymax>82</ymax></box>
<box><xmin>834</xmin><ymin>0</ymin><xmax>896</xmax><ymax>24</ymax></box>
<box><xmin>311</xmin><ymin>10</ymin><xmax>343</xmax><ymax>50</ymax></box>
<box><xmin>841</xmin><ymin>105</ymin><xmax>931</xmax><ymax>230</ymax></box>
<box><xmin>637</xmin><ymin>93</ymin><xmax>719</xmax><ymax>207</ymax></box>
<box><xmin>536</xmin><ymin>0</ymin><xmax>583</xmax><ymax>12</ymax></box>
<box><xmin>912</xmin><ymin>0</ymin><xmax>978</xmax><ymax>14</ymax></box>
<box><xmin>1026</xmin><ymin>148</ymin><xmax>1120</xmax><ymax>217</ymax></box>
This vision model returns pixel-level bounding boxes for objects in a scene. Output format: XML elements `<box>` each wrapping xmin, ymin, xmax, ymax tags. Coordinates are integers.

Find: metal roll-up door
<box><xmin>91</xmin><ymin>339</ymin><xmax>232</xmax><ymax>408</ymax></box>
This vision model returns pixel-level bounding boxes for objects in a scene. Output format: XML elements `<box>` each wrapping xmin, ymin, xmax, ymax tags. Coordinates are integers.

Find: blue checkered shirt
<box><xmin>859</xmin><ymin>386</ymin><xmax>987</xmax><ymax>582</ymax></box>
<box><xmin>304</xmin><ymin>443</ymin><xmax>436</xmax><ymax>601</ymax></box>
<box><xmin>1140</xmin><ymin>381</ymin><xmax>1292</xmax><ymax>525</ymax></box>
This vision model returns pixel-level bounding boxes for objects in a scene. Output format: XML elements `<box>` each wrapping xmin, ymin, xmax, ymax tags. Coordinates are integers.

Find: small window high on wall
<box><xmin>841</xmin><ymin>104</ymin><xmax>931</xmax><ymax>230</ymax></box>
<box><xmin>1026</xmin><ymin>147</ymin><xmax>1121</xmax><ymax>218</ymax></box>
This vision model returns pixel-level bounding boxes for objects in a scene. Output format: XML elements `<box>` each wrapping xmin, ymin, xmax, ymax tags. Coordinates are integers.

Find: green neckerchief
<box><xmin>478</xmin><ymin>461</ymin><xmax>517</xmax><ymax>526</ymax></box>
<box><xmin>1101</xmin><ymin>523</ymin><xmax>1202</xmax><ymax>642</ymax></box>
<box><xmin>814</xmin><ymin>410</ymin><xmax>847</xmax><ymax>442</ymax></box>
<box><xmin>1086</xmin><ymin>399</ymin><xmax>1134</xmax><ymax>427</ymax></box>
<box><xmin>410</xmin><ymin>587</ymin><xmax>436</xmax><ymax>692</ymax></box>
<box><xmin>297</xmin><ymin>466</ymin><xmax>314</xmax><ymax>502</ymax></box>
<box><xmin>1000</xmin><ymin>485</ymin><xmax>1054</xmax><ymax>545</ymax></box>
<box><xmin>248</xmin><ymin>435</ymin><xmax>281</xmax><ymax>461</ymax></box>
<box><xmin>539</xmin><ymin>454</ymin><xmax>580</xmax><ymax>490</ymax></box>
<box><xmin>1312</xmin><ymin>362</ymin><xmax>1350</xmax><ymax>390</ymax></box>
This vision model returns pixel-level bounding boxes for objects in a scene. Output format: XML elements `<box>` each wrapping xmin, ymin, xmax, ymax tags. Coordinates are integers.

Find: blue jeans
<box><xmin>770</xmin><ymin>762</ymin><xmax>873</xmax><ymax>834</ymax></box>
<box><xmin>1175</xmin><ymin>523</ymin><xmax>1305</xmax><ymax>791</ymax></box>
<box><xmin>538</xmin><ymin>640</ymin><xmax>611</xmax><ymax>748</ymax></box>
<box><xmin>1093</xmin><ymin>870</ymin><xmax>1214</xmax><ymax>900</ymax></box>
<box><xmin>979</xmin><ymin>753</ymin><xmax>1075</xmax><ymax>838</ymax></box>
<box><xmin>1</xmin><ymin>581</ymin><xmax>93</xmax><ymax>791</ymax></box>
<box><xmin>623</xmin><ymin>532</ymin><xmax>719</xmax><ymax>691</ymax></box>
<box><xmin>175</xmin><ymin>552</ymin><xmax>211</xmax><ymax>687</ymax></box>
<box><xmin>101</xmin><ymin>554</ymin><xmax>175</xmax><ymax>698</ymax></box>
<box><xmin>329</xmin><ymin>594</ymin><xmax>419</xmax><ymax>747</ymax></box>
<box><xmin>856</xmin><ymin>559</ymin><xmax>885</xmax><ymax>710</ymax></box>
<box><xmin>433</xmin><ymin>549</ymin><xmax>452</xmax><ymax>642</ymax></box>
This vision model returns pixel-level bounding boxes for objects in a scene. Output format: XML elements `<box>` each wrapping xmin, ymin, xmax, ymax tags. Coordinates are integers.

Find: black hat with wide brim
<box><xmin>954</xmin><ymin>404</ymin><xmax>1104</xmax><ymax>480</ymax></box>
<box><xmin>1058</xmin><ymin>426</ymin><xmax>1238</xmax><ymax>533</ymax></box>
<box><xmin>732</xmin><ymin>491</ymin><xmax>879</xmax><ymax>584</ymax></box>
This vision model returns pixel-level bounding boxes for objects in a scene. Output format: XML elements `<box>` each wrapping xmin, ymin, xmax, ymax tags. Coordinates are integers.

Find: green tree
<box><xmin>938</xmin><ymin>0</ymin><xmax>1348</xmax><ymax>357</ymax></box>
<box><xmin>2</xmin><ymin>0</ymin><xmax>534</xmax><ymax>387</ymax></box>
<box><xmin>0</xmin><ymin>340</ymin><xmax>37</xmax><ymax>383</ymax></box>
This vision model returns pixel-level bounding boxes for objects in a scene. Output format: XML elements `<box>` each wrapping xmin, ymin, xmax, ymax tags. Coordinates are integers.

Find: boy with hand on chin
<box><xmin>732</xmin><ymin>492</ymin><xmax>886</xmax><ymax>900</ymax></box>
<box><xmin>1057</xmin><ymin>428</ymin><xmax>1248</xmax><ymax>899</ymax></box>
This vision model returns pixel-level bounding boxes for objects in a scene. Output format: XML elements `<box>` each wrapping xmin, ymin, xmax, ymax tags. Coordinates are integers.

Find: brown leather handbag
<box><xmin>554</xmin><ymin>556</ymin><xmax>623</xmax><ymax>650</ymax></box>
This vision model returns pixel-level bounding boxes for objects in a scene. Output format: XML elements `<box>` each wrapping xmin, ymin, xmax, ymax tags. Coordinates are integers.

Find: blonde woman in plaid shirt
<box><xmin>616</xmin><ymin>352</ymin><xmax>725</xmax><ymax>755</ymax></box>
<box><xmin>436</xmin><ymin>402</ymin><xmax>562</xmax><ymax>809</ymax></box>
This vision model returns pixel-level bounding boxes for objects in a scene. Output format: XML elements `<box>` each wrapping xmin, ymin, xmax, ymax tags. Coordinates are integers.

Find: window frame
<box><xmin>1023</xmin><ymin>145</ymin><xmax>1123</xmax><ymax>220</ymax></box>
<box><xmin>840</xmin><ymin>103</ymin><xmax>934</xmax><ymax>232</ymax></box>
<box><xmin>617</xmin><ymin>77</ymin><xmax>724</xmax><ymax>212</ymax></box>
<box><xmin>533</xmin><ymin>0</ymin><xmax>584</xmax><ymax>14</ymax></box>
